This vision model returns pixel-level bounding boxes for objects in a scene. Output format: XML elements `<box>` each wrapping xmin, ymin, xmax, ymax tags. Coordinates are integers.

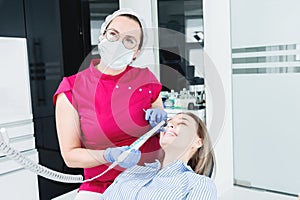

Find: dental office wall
<box><xmin>231</xmin><ymin>0</ymin><xmax>300</xmax><ymax>195</ymax></box>
<box><xmin>204</xmin><ymin>0</ymin><xmax>300</xmax><ymax>197</ymax></box>
<box><xmin>203</xmin><ymin>0</ymin><xmax>234</xmax><ymax>196</ymax></box>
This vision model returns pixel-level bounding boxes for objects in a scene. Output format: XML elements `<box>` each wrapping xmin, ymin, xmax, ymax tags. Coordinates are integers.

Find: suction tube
<box><xmin>0</xmin><ymin>121</ymin><xmax>165</xmax><ymax>183</ymax></box>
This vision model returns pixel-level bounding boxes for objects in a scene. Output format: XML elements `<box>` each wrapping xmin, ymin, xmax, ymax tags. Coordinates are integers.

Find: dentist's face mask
<box><xmin>98</xmin><ymin>29</ymin><xmax>137</xmax><ymax>70</ymax></box>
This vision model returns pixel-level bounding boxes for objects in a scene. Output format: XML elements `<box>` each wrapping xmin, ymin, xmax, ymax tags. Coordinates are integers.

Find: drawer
<box><xmin>0</xmin><ymin>121</ymin><xmax>34</xmax><ymax>140</ymax></box>
<box><xmin>0</xmin><ymin>149</ymin><xmax>38</xmax><ymax>175</ymax></box>
<box><xmin>0</xmin><ymin>163</ymin><xmax>39</xmax><ymax>200</ymax></box>
<box><xmin>0</xmin><ymin>136</ymin><xmax>36</xmax><ymax>157</ymax></box>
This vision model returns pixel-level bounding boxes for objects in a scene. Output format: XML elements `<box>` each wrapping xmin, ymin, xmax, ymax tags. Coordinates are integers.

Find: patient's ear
<box><xmin>194</xmin><ymin>138</ymin><xmax>203</xmax><ymax>149</ymax></box>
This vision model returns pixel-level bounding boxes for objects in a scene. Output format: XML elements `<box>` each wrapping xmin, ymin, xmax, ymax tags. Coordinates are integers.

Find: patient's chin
<box><xmin>159</xmin><ymin>135</ymin><xmax>176</xmax><ymax>147</ymax></box>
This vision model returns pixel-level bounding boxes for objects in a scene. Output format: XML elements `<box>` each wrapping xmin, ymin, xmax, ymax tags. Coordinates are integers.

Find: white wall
<box><xmin>90</xmin><ymin>20</ymin><xmax>104</xmax><ymax>46</ymax></box>
<box><xmin>231</xmin><ymin>0</ymin><xmax>300</xmax><ymax>48</ymax></box>
<box><xmin>119</xmin><ymin>0</ymin><xmax>160</xmax><ymax>78</ymax></box>
<box><xmin>203</xmin><ymin>0</ymin><xmax>234</xmax><ymax>196</ymax></box>
<box><xmin>189</xmin><ymin>49</ymin><xmax>205</xmax><ymax>77</ymax></box>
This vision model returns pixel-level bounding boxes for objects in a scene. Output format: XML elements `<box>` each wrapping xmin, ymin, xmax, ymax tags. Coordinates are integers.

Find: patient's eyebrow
<box><xmin>180</xmin><ymin>117</ymin><xmax>189</xmax><ymax>122</ymax></box>
<box><xmin>176</xmin><ymin>117</ymin><xmax>189</xmax><ymax>122</ymax></box>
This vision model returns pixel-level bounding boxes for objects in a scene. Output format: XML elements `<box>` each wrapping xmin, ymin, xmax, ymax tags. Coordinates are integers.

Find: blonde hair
<box><xmin>180</xmin><ymin>112</ymin><xmax>216</xmax><ymax>177</ymax></box>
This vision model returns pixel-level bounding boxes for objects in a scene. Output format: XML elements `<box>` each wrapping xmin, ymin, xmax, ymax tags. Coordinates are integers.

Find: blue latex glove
<box><xmin>104</xmin><ymin>146</ymin><xmax>141</xmax><ymax>168</ymax></box>
<box><xmin>145</xmin><ymin>108</ymin><xmax>168</xmax><ymax>128</ymax></box>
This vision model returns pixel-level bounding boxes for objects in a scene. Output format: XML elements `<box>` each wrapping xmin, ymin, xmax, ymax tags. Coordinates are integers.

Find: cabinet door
<box><xmin>0</xmin><ymin>150</ymin><xmax>39</xmax><ymax>200</ymax></box>
<box><xmin>0</xmin><ymin>168</ymin><xmax>39</xmax><ymax>199</ymax></box>
<box><xmin>0</xmin><ymin>37</ymin><xmax>33</xmax><ymax>124</ymax></box>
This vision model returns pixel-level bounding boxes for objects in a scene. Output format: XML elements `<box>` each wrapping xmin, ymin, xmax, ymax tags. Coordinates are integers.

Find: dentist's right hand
<box><xmin>104</xmin><ymin>146</ymin><xmax>141</xmax><ymax>168</ymax></box>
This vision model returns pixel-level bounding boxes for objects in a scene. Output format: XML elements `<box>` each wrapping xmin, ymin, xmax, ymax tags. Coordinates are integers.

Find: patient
<box><xmin>101</xmin><ymin>112</ymin><xmax>217</xmax><ymax>200</ymax></box>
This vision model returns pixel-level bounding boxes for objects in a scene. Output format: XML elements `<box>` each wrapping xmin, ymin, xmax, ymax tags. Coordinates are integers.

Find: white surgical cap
<box><xmin>99</xmin><ymin>8</ymin><xmax>146</xmax><ymax>50</ymax></box>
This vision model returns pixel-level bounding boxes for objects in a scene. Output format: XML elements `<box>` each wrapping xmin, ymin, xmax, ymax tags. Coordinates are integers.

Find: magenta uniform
<box><xmin>53</xmin><ymin>59</ymin><xmax>162</xmax><ymax>193</ymax></box>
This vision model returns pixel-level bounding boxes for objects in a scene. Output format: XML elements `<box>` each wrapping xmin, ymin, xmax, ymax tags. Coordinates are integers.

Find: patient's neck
<box><xmin>161</xmin><ymin>152</ymin><xmax>189</xmax><ymax>169</ymax></box>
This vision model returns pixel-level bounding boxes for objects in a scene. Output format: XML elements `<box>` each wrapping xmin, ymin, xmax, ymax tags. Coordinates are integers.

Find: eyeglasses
<box><xmin>104</xmin><ymin>29</ymin><xmax>138</xmax><ymax>50</ymax></box>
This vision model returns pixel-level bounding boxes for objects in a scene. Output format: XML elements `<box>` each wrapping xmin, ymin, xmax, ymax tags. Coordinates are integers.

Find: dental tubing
<box><xmin>0</xmin><ymin>121</ymin><xmax>165</xmax><ymax>183</ymax></box>
<box><xmin>0</xmin><ymin>128</ymin><xmax>83</xmax><ymax>183</ymax></box>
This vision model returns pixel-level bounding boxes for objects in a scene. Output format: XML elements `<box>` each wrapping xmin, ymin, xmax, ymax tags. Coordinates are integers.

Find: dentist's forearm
<box><xmin>61</xmin><ymin>148</ymin><xmax>108</xmax><ymax>168</ymax></box>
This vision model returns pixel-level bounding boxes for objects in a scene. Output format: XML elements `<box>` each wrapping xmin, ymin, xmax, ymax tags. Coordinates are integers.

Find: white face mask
<box><xmin>98</xmin><ymin>39</ymin><xmax>135</xmax><ymax>70</ymax></box>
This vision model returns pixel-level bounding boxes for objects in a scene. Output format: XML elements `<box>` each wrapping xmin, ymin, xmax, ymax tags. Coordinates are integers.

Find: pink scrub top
<box><xmin>53</xmin><ymin>59</ymin><xmax>162</xmax><ymax>193</ymax></box>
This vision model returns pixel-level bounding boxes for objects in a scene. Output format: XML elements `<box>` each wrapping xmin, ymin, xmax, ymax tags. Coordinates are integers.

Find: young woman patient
<box><xmin>101</xmin><ymin>112</ymin><xmax>217</xmax><ymax>200</ymax></box>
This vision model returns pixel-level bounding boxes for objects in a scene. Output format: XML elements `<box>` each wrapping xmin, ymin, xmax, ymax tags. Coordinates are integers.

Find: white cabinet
<box><xmin>0</xmin><ymin>169</ymin><xmax>39</xmax><ymax>199</ymax></box>
<box><xmin>0</xmin><ymin>37</ymin><xmax>33</xmax><ymax>124</ymax></box>
<box><xmin>0</xmin><ymin>150</ymin><xmax>39</xmax><ymax>200</ymax></box>
<box><xmin>0</xmin><ymin>37</ymin><xmax>39</xmax><ymax>199</ymax></box>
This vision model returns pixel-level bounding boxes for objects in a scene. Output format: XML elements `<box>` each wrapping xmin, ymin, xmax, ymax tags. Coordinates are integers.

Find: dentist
<box><xmin>53</xmin><ymin>9</ymin><xmax>167</xmax><ymax>199</ymax></box>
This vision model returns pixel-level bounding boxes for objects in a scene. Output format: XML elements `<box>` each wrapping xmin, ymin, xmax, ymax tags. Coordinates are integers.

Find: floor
<box><xmin>52</xmin><ymin>189</ymin><xmax>77</xmax><ymax>200</ymax></box>
<box><xmin>219</xmin><ymin>186</ymin><xmax>298</xmax><ymax>200</ymax></box>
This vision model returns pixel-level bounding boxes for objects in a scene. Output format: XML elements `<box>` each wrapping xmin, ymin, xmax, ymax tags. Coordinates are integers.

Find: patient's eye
<box><xmin>177</xmin><ymin>122</ymin><xmax>188</xmax><ymax>126</ymax></box>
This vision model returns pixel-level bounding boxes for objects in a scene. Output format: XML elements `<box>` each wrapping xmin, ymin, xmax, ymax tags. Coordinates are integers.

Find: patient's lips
<box><xmin>160</xmin><ymin>127</ymin><xmax>178</xmax><ymax>147</ymax></box>
<box><xmin>164</xmin><ymin>130</ymin><xmax>177</xmax><ymax>137</ymax></box>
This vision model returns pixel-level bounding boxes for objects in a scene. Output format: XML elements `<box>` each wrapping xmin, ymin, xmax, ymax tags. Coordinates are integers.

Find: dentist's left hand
<box><xmin>104</xmin><ymin>146</ymin><xmax>141</xmax><ymax>168</ymax></box>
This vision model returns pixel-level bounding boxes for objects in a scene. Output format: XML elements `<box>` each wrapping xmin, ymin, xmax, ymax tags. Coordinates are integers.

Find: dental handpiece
<box><xmin>117</xmin><ymin>120</ymin><xmax>165</xmax><ymax>162</ymax></box>
<box><xmin>83</xmin><ymin>121</ymin><xmax>165</xmax><ymax>182</ymax></box>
